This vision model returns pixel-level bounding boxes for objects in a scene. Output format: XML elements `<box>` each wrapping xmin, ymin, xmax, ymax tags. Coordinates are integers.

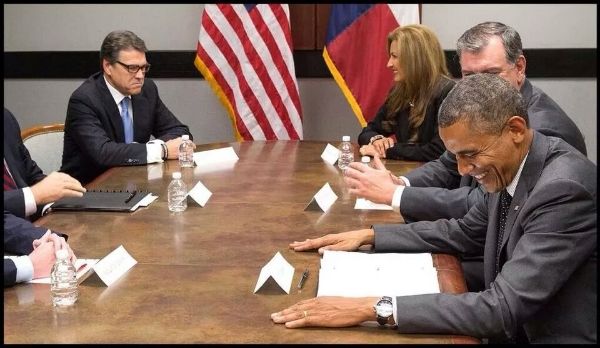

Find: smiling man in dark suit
<box><xmin>61</xmin><ymin>30</ymin><xmax>194</xmax><ymax>185</ymax></box>
<box><xmin>271</xmin><ymin>74</ymin><xmax>596</xmax><ymax>344</ymax></box>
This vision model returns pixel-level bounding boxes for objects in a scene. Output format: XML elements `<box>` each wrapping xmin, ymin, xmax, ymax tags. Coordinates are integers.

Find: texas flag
<box><xmin>323</xmin><ymin>4</ymin><xmax>420</xmax><ymax>126</ymax></box>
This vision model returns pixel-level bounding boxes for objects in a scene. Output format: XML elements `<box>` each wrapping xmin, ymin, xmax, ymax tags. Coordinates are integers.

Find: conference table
<box><xmin>4</xmin><ymin>140</ymin><xmax>478</xmax><ymax>344</ymax></box>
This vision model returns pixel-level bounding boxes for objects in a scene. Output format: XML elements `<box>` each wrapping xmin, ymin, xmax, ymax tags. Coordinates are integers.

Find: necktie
<box><xmin>4</xmin><ymin>161</ymin><xmax>17</xmax><ymax>191</ymax></box>
<box><xmin>495</xmin><ymin>189</ymin><xmax>512</xmax><ymax>276</ymax></box>
<box><xmin>120</xmin><ymin>97</ymin><xmax>133</xmax><ymax>143</ymax></box>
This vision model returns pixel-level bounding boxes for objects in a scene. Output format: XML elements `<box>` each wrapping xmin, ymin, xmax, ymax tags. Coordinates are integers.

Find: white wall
<box><xmin>4</xmin><ymin>4</ymin><xmax>597</xmax><ymax>163</ymax></box>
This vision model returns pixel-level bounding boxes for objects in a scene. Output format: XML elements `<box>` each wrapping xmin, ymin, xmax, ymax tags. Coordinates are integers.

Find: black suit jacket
<box><xmin>374</xmin><ymin>132</ymin><xmax>596</xmax><ymax>343</ymax></box>
<box><xmin>357</xmin><ymin>77</ymin><xmax>455</xmax><ymax>162</ymax></box>
<box><xmin>60</xmin><ymin>72</ymin><xmax>192</xmax><ymax>184</ymax></box>
<box><xmin>4</xmin><ymin>211</ymin><xmax>54</xmax><ymax>287</ymax></box>
<box><xmin>400</xmin><ymin>79</ymin><xmax>588</xmax><ymax>222</ymax></box>
<box><xmin>3</xmin><ymin>108</ymin><xmax>47</xmax><ymax>219</ymax></box>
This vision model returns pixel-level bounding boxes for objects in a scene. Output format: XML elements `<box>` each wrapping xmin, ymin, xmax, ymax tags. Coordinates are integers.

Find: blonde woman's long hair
<box><xmin>384</xmin><ymin>24</ymin><xmax>449</xmax><ymax>141</ymax></box>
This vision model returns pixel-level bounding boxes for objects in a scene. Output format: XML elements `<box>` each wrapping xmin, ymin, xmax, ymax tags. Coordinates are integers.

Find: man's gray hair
<box><xmin>438</xmin><ymin>73</ymin><xmax>528</xmax><ymax>134</ymax></box>
<box><xmin>456</xmin><ymin>21</ymin><xmax>523</xmax><ymax>64</ymax></box>
<box><xmin>100</xmin><ymin>30</ymin><xmax>147</xmax><ymax>65</ymax></box>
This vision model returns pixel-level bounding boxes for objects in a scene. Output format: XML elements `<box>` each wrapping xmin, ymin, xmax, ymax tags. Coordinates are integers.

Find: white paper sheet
<box><xmin>317</xmin><ymin>250</ymin><xmax>439</xmax><ymax>297</ymax></box>
<box><xmin>24</xmin><ymin>258</ymin><xmax>100</xmax><ymax>284</ymax></box>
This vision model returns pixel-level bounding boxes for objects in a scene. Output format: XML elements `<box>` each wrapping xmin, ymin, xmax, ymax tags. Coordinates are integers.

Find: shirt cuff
<box><xmin>146</xmin><ymin>140</ymin><xmax>165</xmax><ymax>164</ymax></box>
<box><xmin>13</xmin><ymin>256</ymin><xmax>34</xmax><ymax>283</ymax></box>
<box><xmin>23</xmin><ymin>187</ymin><xmax>37</xmax><ymax>217</ymax></box>
<box><xmin>392</xmin><ymin>296</ymin><xmax>398</xmax><ymax>327</ymax></box>
<box><xmin>391</xmin><ymin>185</ymin><xmax>405</xmax><ymax>213</ymax></box>
<box><xmin>399</xmin><ymin>176</ymin><xmax>411</xmax><ymax>186</ymax></box>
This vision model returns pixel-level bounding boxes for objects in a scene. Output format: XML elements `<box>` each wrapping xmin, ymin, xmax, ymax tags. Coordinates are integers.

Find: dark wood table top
<box><xmin>4</xmin><ymin>140</ymin><xmax>478</xmax><ymax>344</ymax></box>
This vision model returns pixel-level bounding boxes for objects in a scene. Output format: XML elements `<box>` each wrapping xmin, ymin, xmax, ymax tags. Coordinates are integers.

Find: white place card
<box><xmin>254</xmin><ymin>251</ymin><xmax>295</xmax><ymax>294</ymax></box>
<box><xmin>130</xmin><ymin>193</ymin><xmax>158</xmax><ymax>211</ymax></box>
<box><xmin>305</xmin><ymin>182</ymin><xmax>338</xmax><ymax>212</ymax></box>
<box><xmin>187</xmin><ymin>180</ymin><xmax>213</xmax><ymax>207</ymax></box>
<box><xmin>193</xmin><ymin>147</ymin><xmax>239</xmax><ymax>166</ymax></box>
<box><xmin>320</xmin><ymin>143</ymin><xmax>341</xmax><ymax>166</ymax></box>
<box><xmin>91</xmin><ymin>245</ymin><xmax>137</xmax><ymax>287</ymax></box>
<box><xmin>354</xmin><ymin>198</ymin><xmax>393</xmax><ymax>210</ymax></box>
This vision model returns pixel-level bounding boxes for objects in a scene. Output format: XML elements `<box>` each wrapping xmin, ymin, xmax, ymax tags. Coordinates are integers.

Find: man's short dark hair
<box><xmin>456</xmin><ymin>21</ymin><xmax>523</xmax><ymax>65</ymax></box>
<box><xmin>100</xmin><ymin>30</ymin><xmax>147</xmax><ymax>65</ymax></box>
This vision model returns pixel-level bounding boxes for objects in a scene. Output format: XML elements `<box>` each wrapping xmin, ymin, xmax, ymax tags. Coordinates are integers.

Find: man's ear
<box><xmin>507</xmin><ymin>116</ymin><xmax>527</xmax><ymax>144</ymax></box>
<box><xmin>515</xmin><ymin>55</ymin><xmax>526</xmax><ymax>87</ymax></box>
<box><xmin>102</xmin><ymin>59</ymin><xmax>111</xmax><ymax>76</ymax></box>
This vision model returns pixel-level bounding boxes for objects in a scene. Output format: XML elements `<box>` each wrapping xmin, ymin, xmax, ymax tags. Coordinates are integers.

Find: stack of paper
<box><xmin>317</xmin><ymin>250</ymin><xmax>439</xmax><ymax>297</ymax></box>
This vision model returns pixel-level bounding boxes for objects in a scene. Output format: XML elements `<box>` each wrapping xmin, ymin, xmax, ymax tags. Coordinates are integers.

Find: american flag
<box><xmin>195</xmin><ymin>4</ymin><xmax>303</xmax><ymax>141</ymax></box>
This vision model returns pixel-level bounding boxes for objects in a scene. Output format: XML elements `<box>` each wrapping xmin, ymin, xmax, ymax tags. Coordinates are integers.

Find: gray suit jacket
<box><xmin>373</xmin><ymin>132</ymin><xmax>596</xmax><ymax>343</ymax></box>
<box><xmin>400</xmin><ymin>79</ymin><xmax>587</xmax><ymax>222</ymax></box>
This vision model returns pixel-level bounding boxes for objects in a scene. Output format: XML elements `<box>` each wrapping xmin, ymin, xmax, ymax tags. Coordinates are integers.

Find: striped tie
<box><xmin>4</xmin><ymin>162</ymin><xmax>17</xmax><ymax>190</ymax></box>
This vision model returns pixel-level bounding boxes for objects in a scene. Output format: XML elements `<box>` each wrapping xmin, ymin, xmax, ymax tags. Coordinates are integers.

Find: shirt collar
<box><xmin>103</xmin><ymin>74</ymin><xmax>129</xmax><ymax>105</ymax></box>
<box><xmin>506</xmin><ymin>152</ymin><xmax>529</xmax><ymax>197</ymax></box>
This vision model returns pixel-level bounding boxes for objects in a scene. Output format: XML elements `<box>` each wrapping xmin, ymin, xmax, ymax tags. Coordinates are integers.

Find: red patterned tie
<box><xmin>4</xmin><ymin>162</ymin><xmax>17</xmax><ymax>190</ymax></box>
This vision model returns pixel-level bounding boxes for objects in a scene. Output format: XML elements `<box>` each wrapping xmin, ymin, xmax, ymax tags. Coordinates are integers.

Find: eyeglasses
<box><xmin>115</xmin><ymin>61</ymin><xmax>151</xmax><ymax>74</ymax></box>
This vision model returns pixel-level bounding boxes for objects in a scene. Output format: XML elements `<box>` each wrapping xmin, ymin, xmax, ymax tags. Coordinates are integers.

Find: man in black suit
<box><xmin>4</xmin><ymin>108</ymin><xmax>86</xmax><ymax>220</ymax></box>
<box><xmin>272</xmin><ymin>74</ymin><xmax>596</xmax><ymax>344</ymax></box>
<box><xmin>61</xmin><ymin>30</ymin><xmax>195</xmax><ymax>184</ymax></box>
<box><xmin>4</xmin><ymin>210</ymin><xmax>76</xmax><ymax>287</ymax></box>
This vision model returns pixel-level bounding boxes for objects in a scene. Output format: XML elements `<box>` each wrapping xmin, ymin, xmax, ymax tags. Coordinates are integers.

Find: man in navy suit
<box><xmin>4</xmin><ymin>210</ymin><xmax>76</xmax><ymax>287</ymax></box>
<box><xmin>4</xmin><ymin>108</ymin><xmax>86</xmax><ymax>220</ymax></box>
<box><xmin>61</xmin><ymin>30</ymin><xmax>195</xmax><ymax>184</ymax></box>
<box><xmin>272</xmin><ymin>74</ymin><xmax>596</xmax><ymax>343</ymax></box>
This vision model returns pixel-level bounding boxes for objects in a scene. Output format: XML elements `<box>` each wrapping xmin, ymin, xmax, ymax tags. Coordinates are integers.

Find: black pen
<box><xmin>124</xmin><ymin>190</ymin><xmax>137</xmax><ymax>203</ymax></box>
<box><xmin>297</xmin><ymin>268</ymin><xmax>309</xmax><ymax>289</ymax></box>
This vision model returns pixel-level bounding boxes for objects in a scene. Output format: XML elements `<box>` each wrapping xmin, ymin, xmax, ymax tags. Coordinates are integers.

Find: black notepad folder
<box><xmin>51</xmin><ymin>190</ymin><xmax>148</xmax><ymax>212</ymax></box>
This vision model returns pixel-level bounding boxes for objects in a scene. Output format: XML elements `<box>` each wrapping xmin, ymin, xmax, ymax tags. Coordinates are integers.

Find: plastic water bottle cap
<box><xmin>182</xmin><ymin>135</ymin><xmax>189</xmax><ymax>141</ymax></box>
<box><xmin>361</xmin><ymin>156</ymin><xmax>371</xmax><ymax>163</ymax></box>
<box><xmin>172</xmin><ymin>172</ymin><xmax>182</xmax><ymax>179</ymax></box>
<box><xmin>55</xmin><ymin>249</ymin><xmax>69</xmax><ymax>260</ymax></box>
<box><xmin>342</xmin><ymin>135</ymin><xmax>350</xmax><ymax>142</ymax></box>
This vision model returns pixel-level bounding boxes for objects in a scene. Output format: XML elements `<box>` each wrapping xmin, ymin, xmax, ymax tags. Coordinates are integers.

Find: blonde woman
<box><xmin>358</xmin><ymin>24</ymin><xmax>454</xmax><ymax>162</ymax></box>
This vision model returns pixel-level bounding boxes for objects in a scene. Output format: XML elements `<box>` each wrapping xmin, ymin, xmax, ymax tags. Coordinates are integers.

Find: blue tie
<box><xmin>120</xmin><ymin>97</ymin><xmax>133</xmax><ymax>143</ymax></box>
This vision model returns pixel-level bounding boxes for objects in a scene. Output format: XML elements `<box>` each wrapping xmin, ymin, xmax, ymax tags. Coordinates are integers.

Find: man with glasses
<box><xmin>272</xmin><ymin>74</ymin><xmax>596</xmax><ymax>344</ymax></box>
<box><xmin>61</xmin><ymin>30</ymin><xmax>194</xmax><ymax>184</ymax></box>
<box><xmin>343</xmin><ymin>22</ymin><xmax>587</xmax><ymax>291</ymax></box>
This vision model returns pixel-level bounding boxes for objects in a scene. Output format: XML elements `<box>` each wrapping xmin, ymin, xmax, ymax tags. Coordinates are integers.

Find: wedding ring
<box><xmin>303</xmin><ymin>310</ymin><xmax>308</xmax><ymax>318</ymax></box>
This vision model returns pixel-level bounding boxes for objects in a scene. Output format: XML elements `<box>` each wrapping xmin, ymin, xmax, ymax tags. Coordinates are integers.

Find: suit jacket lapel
<box><xmin>131</xmin><ymin>94</ymin><xmax>149</xmax><ymax>142</ymax></box>
<box><xmin>96</xmin><ymin>75</ymin><xmax>126</xmax><ymax>142</ymax></box>
<box><xmin>499</xmin><ymin>132</ymin><xmax>549</xmax><ymax>250</ymax></box>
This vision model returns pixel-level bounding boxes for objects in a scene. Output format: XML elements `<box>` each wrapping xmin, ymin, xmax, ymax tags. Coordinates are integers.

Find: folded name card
<box><xmin>320</xmin><ymin>143</ymin><xmax>340</xmax><ymax>166</ymax></box>
<box><xmin>87</xmin><ymin>245</ymin><xmax>137</xmax><ymax>287</ymax></box>
<box><xmin>187</xmin><ymin>180</ymin><xmax>212</xmax><ymax>207</ymax></box>
<box><xmin>305</xmin><ymin>182</ymin><xmax>338</xmax><ymax>212</ymax></box>
<box><xmin>193</xmin><ymin>147</ymin><xmax>239</xmax><ymax>165</ymax></box>
<box><xmin>254</xmin><ymin>251</ymin><xmax>294</xmax><ymax>294</ymax></box>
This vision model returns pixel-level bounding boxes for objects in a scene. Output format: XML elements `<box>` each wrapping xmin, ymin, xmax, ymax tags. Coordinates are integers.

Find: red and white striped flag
<box><xmin>195</xmin><ymin>4</ymin><xmax>303</xmax><ymax>141</ymax></box>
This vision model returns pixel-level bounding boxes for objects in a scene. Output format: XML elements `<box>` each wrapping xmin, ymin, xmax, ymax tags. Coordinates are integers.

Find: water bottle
<box><xmin>168</xmin><ymin>171</ymin><xmax>188</xmax><ymax>212</ymax></box>
<box><xmin>337</xmin><ymin>135</ymin><xmax>354</xmax><ymax>171</ymax></box>
<box><xmin>50</xmin><ymin>249</ymin><xmax>79</xmax><ymax>307</ymax></box>
<box><xmin>178</xmin><ymin>135</ymin><xmax>195</xmax><ymax>168</ymax></box>
<box><xmin>361</xmin><ymin>156</ymin><xmax>371</xmax><ymax>168</ymax></box>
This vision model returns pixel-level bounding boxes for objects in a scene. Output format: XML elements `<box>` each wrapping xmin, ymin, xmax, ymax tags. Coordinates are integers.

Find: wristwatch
<box><xmin>374</xmin><ymin>296</ymin><xmax>394</xmax><ymax>325</ymax></box>
<box><xmin>369</xmin><ymin>134</ymin><xmax>385</xmax><ymax>145</ymax></box>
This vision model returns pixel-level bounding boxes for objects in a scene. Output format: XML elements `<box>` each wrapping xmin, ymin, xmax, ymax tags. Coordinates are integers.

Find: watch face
<box><xmin>376</xmin><ymin>301</ymin><xmax>393</xmax><ymax>317</ymax></box>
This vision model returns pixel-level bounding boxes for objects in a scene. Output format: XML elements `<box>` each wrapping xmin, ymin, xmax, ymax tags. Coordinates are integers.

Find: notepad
<box><xmin>51</xmin><ymin>189</ymin><xmax>150</xmax><ymax>212</ymax></box>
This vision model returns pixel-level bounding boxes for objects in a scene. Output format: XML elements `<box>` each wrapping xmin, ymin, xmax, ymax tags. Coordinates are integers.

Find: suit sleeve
<box><xmin>357</xmin><ymin>105</ymin><xmax>391</xmax><ymax>146</ymax></box>
<box><xmin>4</xmin><ymin>210</ymin><xmax>49</xmax><ymax>255</ymax></box>
<box><xmin>403</xmin><ymin>150</ymin><xmax>461</xmax><ymax>188</ymax></box>
<box><xmin>400</xmin><ymin>185</ymin><xmax>485</xmax><ymax>222</ymax></box>
<box><xmin>146</xmin><ymin>80</ymin><xmax>193</xmax><ymax>141</ymax></box>
<box><xmin>377</xmin><ymin>179</ymin><xmax>596</xmax><ymax>341</ymax></box>
<box><xmin>4</xmin><ymin>259</ymin><xmax>18</xmax><ymax>287</ymax></box>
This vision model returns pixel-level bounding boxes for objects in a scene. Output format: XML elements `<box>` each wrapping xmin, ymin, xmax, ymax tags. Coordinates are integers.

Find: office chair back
<box><xmin>21</xmin><ymin>123</ymin><xmax>65</xmax><ymax>174</ymax></box>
